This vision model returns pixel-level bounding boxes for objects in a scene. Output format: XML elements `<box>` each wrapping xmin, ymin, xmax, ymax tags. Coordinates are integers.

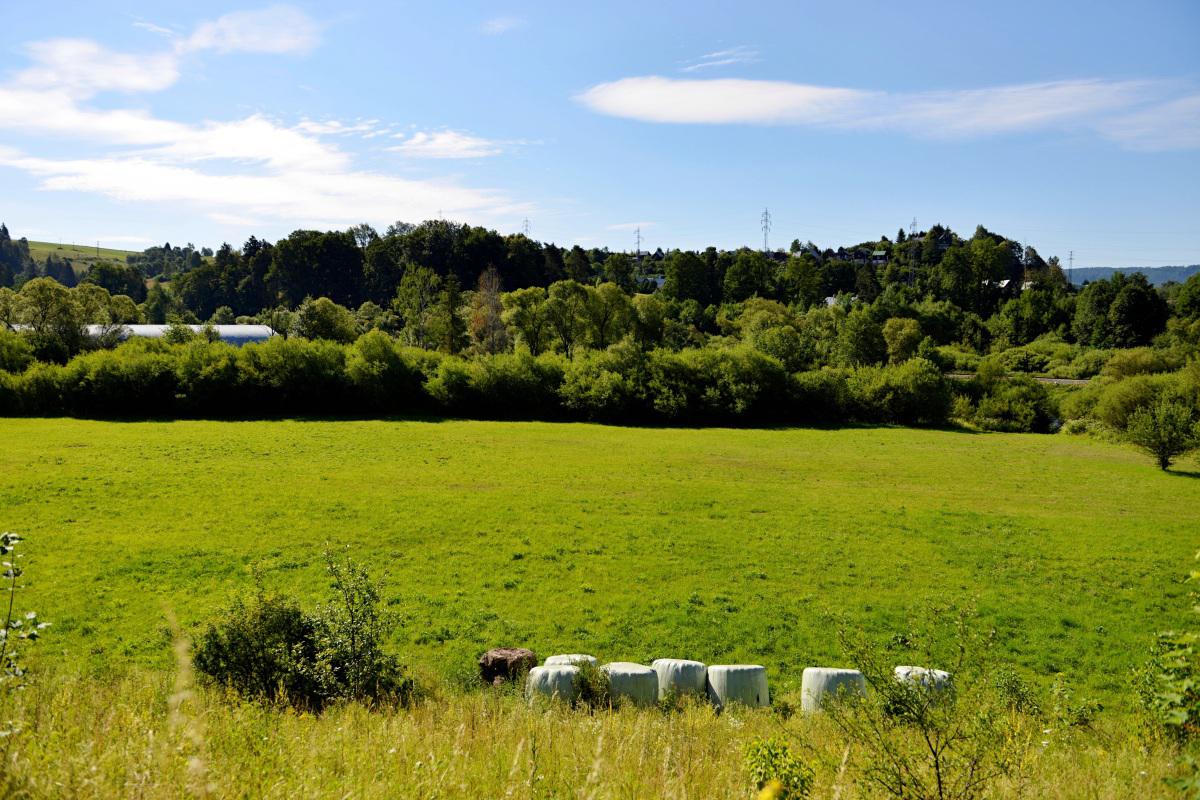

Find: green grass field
<box><xmin>25</xmin><ymin>239</ymin><xmax>135</xmax><ymax>267</ymax></box>
<box><xmin>2</xmin><ymin>419</ymin><xmax>1197</xmax><ymax>707</ymax></box>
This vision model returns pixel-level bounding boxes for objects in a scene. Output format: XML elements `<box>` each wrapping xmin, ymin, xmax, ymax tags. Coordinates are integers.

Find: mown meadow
<box><xmin>1</xmin><ymin>418</ymin><xmax>1198</xmax><ymax>797</ymax></box>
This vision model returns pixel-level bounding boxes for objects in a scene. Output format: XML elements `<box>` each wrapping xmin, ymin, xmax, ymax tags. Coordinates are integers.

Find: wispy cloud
<box><xmin>1099</xmin><ymin>93</ymin><xmax>1200</xmax><ymax>151</ymax></box>
<box><xmin>132</xmin><ymin>21</ymin><xmax>176</xmax><ymax>38</ymax></box>
<box><xmin>181</xmin><ymin>5</ymin><xmax>321</xmax><ymax>55</ymax></box>
<box><xmin>0</xmin><ymin>8</ymin><xmax>529</xmax><ymax>229</ymax></box>
<box><xmin>481</xmin><ymin>16</ymin><xmax>524</xmax><ymax>35</ymax></box>
<box><xmin>680</xmin><ymin>45</ymin><xmax>760</xmax><ymax>73</ymax></box>
<box><xmin>576</xmin><ymin>76</ymin><xmax>1200</xmax><ymax>150</ymax></box>
<box><xmin>390</xmin><ymin>130</ymin><xmax>505</xmax><ymax>159</ymax></box>
<box><xmin>295</xmin><ymin>118</ymin><xmax>383</xmax><ymax>136</ymax></box>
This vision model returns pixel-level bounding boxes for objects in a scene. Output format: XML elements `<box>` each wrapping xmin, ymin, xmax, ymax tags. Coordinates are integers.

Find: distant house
<box><xmin>870</xmin><ymin>249</ymin><xmax>887</xmax><ymax>266</ymax></box>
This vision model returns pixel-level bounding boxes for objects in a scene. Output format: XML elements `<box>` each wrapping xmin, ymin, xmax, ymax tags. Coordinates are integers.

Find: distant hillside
<box><xmin>1068</xmin><ymin>265</ymin><xmax>1200</xmax><ymax>286</ymax></box>
<box><xmin>27</xmin><ymin>240</ymin><xmax>135</xmax><ymax>268</ymax></box>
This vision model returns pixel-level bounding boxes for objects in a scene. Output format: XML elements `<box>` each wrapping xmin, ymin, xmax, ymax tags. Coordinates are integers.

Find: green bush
<box><xmin>1093</xmin><ymin>374</ymin><xmax>1166</xmax><ymax>430</ymax></box>
<box><xmin>846</xmin><ymin>358</ymin><xmax>952</xmax><ymax>425</ymax></box>
<box><xmin>236</xmin><ymin>336</ymin><xmax>348</xmax><ymax>413</ymax></box>
<box><xmin>468</xmin><ymin>351</ymin><xmax>565</xmax><ymax>419</ymax></box>
<box><xmin>744</xmin><ymin>738</ymin><xmax>814</xmax><ymax>799</ymax></box>
<box><xmin>560</xmin><ymin>351</ymin><xmax>640</xmax><ymax>421</ymax></box>
<box><xmin>1126</xmin><ymin>398</ymin><xmax>1200</xmax><ymax>470</ymax></box>
<box><xmin>344</xmin><ymin>331</ymin><xmax>425</xmax><ymax>412</ymax></box>
<box><xmin>789</xmin><ymin>369</ymin><xmax>849</xmax><ymax>423</ymax></box>
<box><xmin>992</xmin><ymin>346</ymin><xmax>1051</xmax><ymax>374</ymax></box>
<box><xmin>60</xmin><ymin>344</ymin><xmax>178</xmax><ymax>418</ymax></box>
<box><xmin>936</xmin><ymin>345</ymin><xmax>981</xmax><ymax>373</ymax></box>
<box><xmin>1100</xmin><ymin>347</ymin><xmax>1183</xmax><ymax>380</ymax></box>
<box><xmin>975</xmin><ymin>377</ymin><xmax>1057</xmax><ymax>433</ymax></box>
<box><xmin>193</xmin><ymin>588</ymin><xmax>323</xmax><ymax>706</ymax></box>
<box><xmin>0</xmin><ymin>329</ymin><xmax>33</xmax><ymax>373</ymax></box>
<box><xmin>193</xmin><ymin>554</ymin><xmax>411</xmax><ymax>710</ymax></box>
<box><xmin>1051</xmin><ymin>348</ymin><xmax>1110</xmax><ymax>380</ymax></box>
<box><xmin>573</xmin><ymin>660</ymin><xmax>612</xmax><ymax>711</ymax></box>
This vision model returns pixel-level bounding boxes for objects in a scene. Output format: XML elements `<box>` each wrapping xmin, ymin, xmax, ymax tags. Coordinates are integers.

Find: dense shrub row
<box><xmin>0</xmin><ymin>331</ymin><xmax>958</xmax><ymax>427</ymax></box>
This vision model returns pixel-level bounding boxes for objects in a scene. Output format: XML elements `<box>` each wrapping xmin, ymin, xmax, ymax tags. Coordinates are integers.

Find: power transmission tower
<box><xmin>909</xmin><ymin>217</ymin><xmax>918</xmax><ymax>238</ymax></box>
<box><xmin>522</xmin><ymin>218</ymin><xmax>531</xmax><ymax>237</ymax></box>
<box><xmin>1068</xmin><ymin>250</ymin><xmax>1074</xmax><ymax>287</ymax></box>
<box><xmin>634</xmin><ymin>226</ymin><xmax>642</xmax><ymax>257</ymax></box>
<box><xmin>761</xmin><ymin>208</ymin><xmax>772</xmax><ymax>251</ymax></box>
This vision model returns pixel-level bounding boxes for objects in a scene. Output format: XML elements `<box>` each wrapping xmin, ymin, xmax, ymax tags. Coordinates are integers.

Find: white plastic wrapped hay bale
<box><xmin>651</xmin><ymin>658</ymin><xmax>707</xmax><ymax>699</ymax></box>
<box><xmin>525</xmin><ymin>665</ymin><xmax>579</xmax><ymax>704</ymax></box>
<box><xmin>705</xmin><ymin>665</ymin><xmax>769</xmax><ymax>709</ymax></box>
<box><xmin>801</xmin><ymin>667</ymin><xmax>866</xmax><ymax>712</ymax></box>
<box><xmin>543</xmin><ymin>654</ymin><xmax>598</xmax><ymax>667</ymax></box>
<box><xmin>602</xmin><ymin>662</ymin><xmax>658</xmax><ymax>707</ymax></box>
<box><xmin>894</xmin><ymin>665</ymin><xmax>952</xmax><ymax>690</ymax></box>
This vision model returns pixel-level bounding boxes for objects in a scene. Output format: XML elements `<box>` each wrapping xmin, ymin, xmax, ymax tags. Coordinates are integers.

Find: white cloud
<box><xmin>0</xmin><ymin>150</ymin><xmax>526</xmax><ymax>229</ymax></box>
<box><xmin>0</xmin><ymin>9</ymin><xmax>529</xmax><ymax>230</ymax></box>
<box><xmin>296</xmin><ymin>119</ymin><xmax>381</xmax><ymax>136</ymax></box>
<box><xmin>481</xmin><ymin>16</ymin><xmax>524</xmax><ymax>35</ymax></box>
<box><xmin>577</xmin><ymin>75</ymin><xmax>1200</xmax><ymax>150</ymax></box>
<box><xmin>1099</xmin><ymin>93</ymin><xmax>1200</xmax><ymax>151</ymax></box>
<box><xmin>579</xmin><ymin>76</ymin><xmax>869</xmax><ymax>125</ymax></box>
<box><xmin>16</xmin><ymin>39</ymin><xmax>181</xmax><ymax>96</ymax></box>
<box><xmin>391</xmin><ymin>130</ymin><xmax>505</xmax><ymax>159</ymax></box>
<box><xmin>876</xmin><ymin>80</ymin><xmax>1149</xmax><ymax>137</ymax></box>
<box><xmin>183</xmin><ymin>5</ymin><xmax>321</xmax><ymax>55</ymax></box>
<box><xmin>132</xmin><ymin>21</ymin><xmax>176</xmax><ymax>38</ymax></box>
<box><xmin>681</xmin><ymin>46</ymin><xmax>760</xmax><ymax>73</ymax></box>
<box><xmin>608</xmin><ymin>222</ymin><xmax>655</xmax><ymax>231</ymax></box>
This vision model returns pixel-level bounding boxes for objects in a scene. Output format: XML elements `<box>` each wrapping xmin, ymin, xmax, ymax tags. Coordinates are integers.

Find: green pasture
<box><xmin>2</xmin><ymin>419</ymin><xmax>1196</xmax><ymax>706</ymax></box>
<box><xmin>26</xmin><ymin>240</ymin><xmax>135</xmax><ymax>267</ymax></box>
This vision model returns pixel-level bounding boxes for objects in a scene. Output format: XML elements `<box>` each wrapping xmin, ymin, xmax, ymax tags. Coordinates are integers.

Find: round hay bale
<box><xmin>801</xmin><ymin>667</ymin><xmax>866</xmax><ymax>712</ymax></box>
<box><xmin>479</xmin><ymin>647</ymin><xmax>537</xmax><ymax>686</ymax></box>
<box><xmin>525</xmin><ymin>665</ymin><xmax>579</xmax><ymax>704</ymax></box>
<box><xmin>543</xmin><ymin>654</ymin><xmax>598</xmax><ymax>667</ymax></box>
<box><xmin>602</xmin><ymin>662</ymin><xmax>658</xmax><ymax>707</ymax></box>
<box><xmin>894</xmin><ymin>665</ymin><xmax>952</xmax><ymax>690</ymax></box>
<box><xmin>651</xmin><ymin>658</ymin><xmax>707</xmax><ymax>699</ymax></box>
<box><xmin>705</xmin><ymin>664</ymin><xmax>769</xmax><ymax>709</ymax></box>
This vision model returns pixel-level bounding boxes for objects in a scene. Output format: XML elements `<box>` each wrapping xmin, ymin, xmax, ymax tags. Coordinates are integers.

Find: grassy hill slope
<box><xmin>26</xmin><ymin>239</ymin><xmax>136</xmax><ymax>267</ymax></box>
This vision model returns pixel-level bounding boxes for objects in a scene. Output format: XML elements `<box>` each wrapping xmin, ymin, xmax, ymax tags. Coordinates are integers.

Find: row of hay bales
<box><xmin>526</xmin><ymin>655</ymin><xmax>951</xmax><ymax>711</ymax></box>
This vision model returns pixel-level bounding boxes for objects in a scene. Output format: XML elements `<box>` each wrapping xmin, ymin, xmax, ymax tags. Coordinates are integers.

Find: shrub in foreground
<box><xmin>193</xmin><ymin>553</ymin><xmax>410</xmax><ymax>710</ymax></box>
<box><xmin>826</xmin><ymin>610</ymin><xmax>1029</xmax><ymax>800</ymax></box>
<box><xmin>1126</xmin><ymin>398</ymin><xmax>1200</xmax><ymax>470</ymax></box>
<box><xmin>744</xmin><ymin>738</ymin><xmax>814</xmax><ymax>799</ymax></box>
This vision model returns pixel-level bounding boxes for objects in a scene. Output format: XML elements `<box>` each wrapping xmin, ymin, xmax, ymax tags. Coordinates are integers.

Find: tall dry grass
<box><xmin>0</xmin><ymin>670</ymin><xmax>1183</xmax><ymax>799</ymax></box>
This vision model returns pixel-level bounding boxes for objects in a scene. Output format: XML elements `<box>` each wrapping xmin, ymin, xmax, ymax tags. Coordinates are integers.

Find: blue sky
<box><xmin>0</xmin><ymin>1</ymin><xmax>1197</xmax><ymax>267</ymax></box>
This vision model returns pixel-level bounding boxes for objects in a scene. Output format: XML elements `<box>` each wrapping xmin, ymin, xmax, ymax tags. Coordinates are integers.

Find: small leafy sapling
<box><xmin>1</xmin><ymin>532</ymin><xmax>50</xmax><ymax>738</ymax></box>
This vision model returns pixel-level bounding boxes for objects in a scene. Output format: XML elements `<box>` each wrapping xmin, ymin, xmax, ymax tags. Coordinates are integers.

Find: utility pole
<box><xmin>761</xmin><ymin>208</ymin><xmax>772</xmax><ymax>251</ymax></box>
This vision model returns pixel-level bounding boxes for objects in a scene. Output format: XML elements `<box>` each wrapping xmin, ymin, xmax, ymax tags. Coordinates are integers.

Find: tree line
<box><xmin>1</xmin><ymin>218</ymin><xmax>1198</xmax><ymax>442</ymax></box>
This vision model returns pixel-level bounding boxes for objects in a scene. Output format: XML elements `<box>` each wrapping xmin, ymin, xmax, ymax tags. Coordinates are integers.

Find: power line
<box><xmin>760</xmin><ymin>207</ymin><xmax>772</xmax><ymax>251</ymax></box>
